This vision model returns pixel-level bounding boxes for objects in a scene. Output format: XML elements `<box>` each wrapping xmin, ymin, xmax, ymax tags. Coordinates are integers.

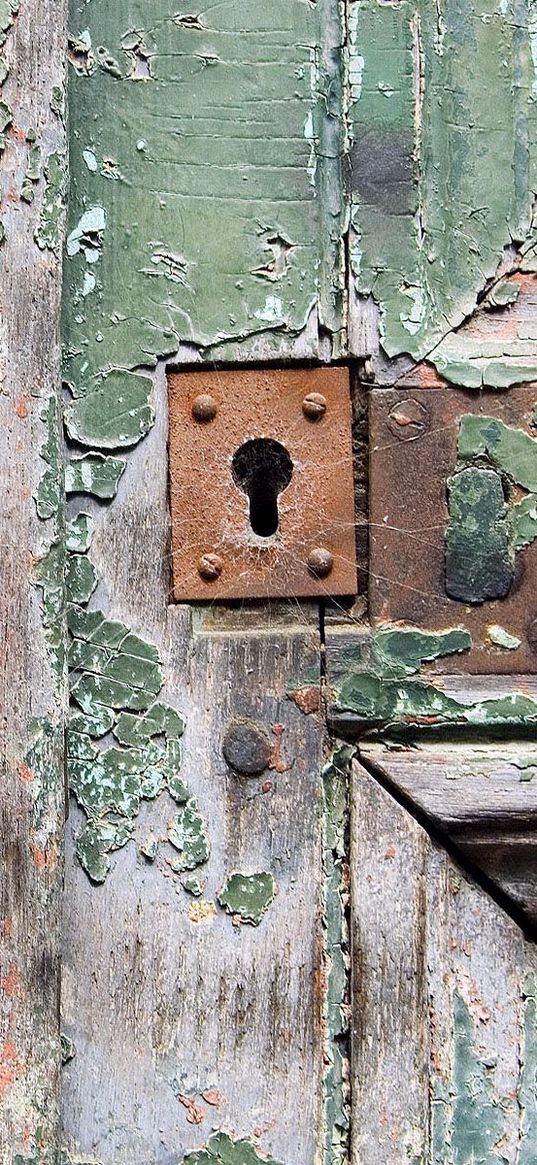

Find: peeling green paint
<box><xmin>65</xmin><ymin>0</ymin><xmax>347</xmax><ymax>394</ymax></box>
<box><xmin>445</xmin><ymin>410</ymin><xmax>537</xmax><ymax>604</ymax></box>
<box><xmin>183</xmin><ymin>1131</ymin><xmax>281</xmax><ymax>1165</ymax></box>
<box><xmin>65</xmin><ymin>371</ymin><xmax>154</xmax><ymax>449</ymax></box>
<box><xmin>334</xmin><ymin>623</ymin><xmax>537</xmax><ymax>730</ymax></box>
<box><xmin>65</xmin><ymin>453</ymin><xmax>125</xmax><ymax>498</ymax></box>
<box><xmin>445</xmin><ymin>468</ymin><xmax>514</xmax><ymax>603</ymax></box>
<box><xmin>217</xmin><ymin>872</ymin><xmax>275</xmax><ymax>925</ymax></box>
<box><xmin>35</xmin><ymin>151</ymin><xmax>67</xmax><ymax>254</ymax></box>
<box><xmin>348</xmin><ymin>0</ymin><xmax>537</xmax><ymax>371</ymax></box>
<box><xmin>61</xmin><ymin>1034</ymin><xmax>76</xmax><ymax>1065</ymax></box>
<box><xmin>450</xmin><ymin>991</ymin><xmax>506</xmax><ymax>1165</ymax></box>
<box><xmin>67</xmin><ymin>602</ymin><xmax>191</xmax><ymax>883</ymax></box>
<box><xmin>168</xmin><ymin>799</ymin><xmax>210</xmax><ymax>873</ymax></box>
<box><xmin>519</xmin><ymin>973</ymin><xmax>537</xmax><ymax>1164</ymax></box>
<box><xmin>321</xmin><ymin>746</ymin><xmax>352</xmax><ymax>1165</ymax></box>
<box><xmin>487</xmin><ymin>625</ymin><xmax>521</xmax><ymax>651</ymax></box>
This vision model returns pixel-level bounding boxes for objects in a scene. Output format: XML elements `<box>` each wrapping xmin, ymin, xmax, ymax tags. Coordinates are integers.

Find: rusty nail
<box><xmin>192</xmin><ymin>393</ymin><xmax>217</xmax><ymax>422</ymax></box>
<box><xmin>197</xmin><ymin>552</ymin><xmax>223</xmax><ymax>581</ymax></box>
<box><xmin>307</xmin><ymin>547</ymin><xmax>334</xmax><ymax>578</ymax></box>
<box><xmin>302</xmin><ymin>392</ymin><xmax>327</xmax><ymax>421</ymax></box>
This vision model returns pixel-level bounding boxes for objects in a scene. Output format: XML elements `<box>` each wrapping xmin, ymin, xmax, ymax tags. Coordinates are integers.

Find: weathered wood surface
<box><xmin>351</xmin><ymin>760</ymin><xmax>537</xmax><ymax>1164</ymax></box>
<box><xmin>61</xmin><ymin>367</ymin><xmax>325</xmax><ymax>1164</ymax></box>
<box><xmin>0</xmin><ymin>2</ymin><xmax>67</xmax><ymax>1160</ymax></box>
<box><xmin>360</xmin><ymin>740</ymin><xmax>537</xmax><ymax>928</ymax></box>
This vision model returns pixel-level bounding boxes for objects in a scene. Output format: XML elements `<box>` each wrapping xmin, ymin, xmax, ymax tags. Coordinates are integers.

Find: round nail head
<box><xmin>222</xmin><ymin>718</ymin><xmax>272</xmax><ymax>776</ymax></box>
<box><xmin>192</xmin><ymin>393</ymin><xmax>217</xmax><ymax>422</ymax></box>
<box><xmin>307</xmin><ymin>547</ymin><xmax>334</xmax><ymax>578</ymax></box>
<box><xmin>302</xmin><ymin>392</ymin><xmax>327</xmax><ymax>421</ymax></box>
<box><xmin>198</xmin><ymin>552</ymin><xmax>223</xmax><ymax>581</ymax></box>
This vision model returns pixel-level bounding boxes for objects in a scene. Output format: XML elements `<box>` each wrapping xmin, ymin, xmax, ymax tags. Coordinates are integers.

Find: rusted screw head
<box><xmin>197</xmin><ymin>552</ymin><xmax>223</xmax><ymax>581</ymax></box>
<box><xmin>307</xmin><ymin>547</ymin><xmax>334</xmax><ymax>578</ymax></box>
<box><xmin>302</xmin><ymin>392</ymin><xmax>327</xmax><ymax>421</ymax></box>
<box><xmin>191</xmin><ymin>393</ymin><xmax>217</xmax><ymax>422</ymax></box>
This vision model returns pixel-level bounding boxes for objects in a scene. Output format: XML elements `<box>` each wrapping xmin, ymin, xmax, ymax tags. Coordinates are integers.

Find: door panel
<box><xmin>352</xmin><ymin>761</ymin><xmax>537</xmax><ymax>1165</ymax></box>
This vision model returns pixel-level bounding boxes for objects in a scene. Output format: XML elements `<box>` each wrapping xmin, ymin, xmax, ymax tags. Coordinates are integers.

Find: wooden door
<box><xmin>2</xmin><ymin>2</ymin><xmax>537</xmax><ymax>1163</ymax></box>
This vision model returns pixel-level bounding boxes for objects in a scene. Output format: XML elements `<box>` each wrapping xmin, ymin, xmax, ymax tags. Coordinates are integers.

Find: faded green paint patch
<box><xmin>66</xmin><ymin>512</ymin><xmax>94</xmax><ymax>553</ymax></box>
<box><xmin>321</xmin><ymin>746</ymin><xmax>352</xmax><ymax>1165</ymax></box>
<box><xmin>458</xmin><ymin>415</ymin><xmax>537</xmax><ymax>493</ymax></box>
<box><xmin>487</xmin><ymin>625</ymin><xmax>521</xmax><ymax>651</ymax></box>
<box><xmin>65</xmin><ymin>453</ymin><xmax>125</xmax><ymax>498</ymax></box>
<box><xmin>168</xmin><ymin>799</ymin><xmax>210</xmax><ymax>873</ymax></box>
<box><xmin>60</xmin><ymin>1034</ymin><xmax>76</xmax><ymax>1065</ymax></box>
<box><xmin>65</xmin><ymin>371</ymin><xmax>154</xmax><ymax>448</ymax></box>
<box><xmin>334</xmin><ymin>623</ymin><xmax>537</xmax><ymax>729</ymax></box>
<box><xmin>35</xmin><ymin>151</ymin><xmax>67</xmax><ymax>254</ymax></box>
<box><xmin>450</xmin><ymin>991</ymin><xmax>506</xmax><ymax>1165</ymax></box>
<box><xmin>519</xmin><ymin>973</ymin><xmax>537</xmax><ymax>1164</ymax></box>
<box><xmin>217</xmin><ymin>871</ymin><xmax>275</xmax><ymax>925</ymax></box>
<box><xmin>348</xmin><ymin>1</ymin><xmax>537</xmax><ymax>367</ymax></box>
<box><xmin>65</xmin><ymin>0</ymin><xmax>347</xmax><ymax>396</ymax></box>
<box><xmin>67</xmin><ymin>603</ymin><xmax>191</xmax><ymax>883</ymax></box>
<box><xmin>183</xmin><ymin>1131</ymin><xmax>282</xmax><ymax>1165</ymax></box>
<box><xmin>445</xmin><ymin>468</ymin><xmax>514</xmax><ymax>603</ymax></box>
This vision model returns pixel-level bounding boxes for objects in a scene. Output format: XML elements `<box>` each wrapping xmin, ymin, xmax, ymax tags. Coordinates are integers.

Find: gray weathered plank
<box><xmin>360</xmin><ymin>740</ymin><xmax>537</xmax><ymax>927</ymax></box>
<box><xmin>0</xmin><ymin>2</ymin><xmax>67</xmax><ymax>1160</ymax></box>
<box><xmin>351</xmin><ymin>760</ymin><xmax>537</xmax><ymax>1164</ymax></box>
<box><xmin>61</xmin><ymin>367</ymin><xmax>326</xmax><ymax>1164</ymax></box>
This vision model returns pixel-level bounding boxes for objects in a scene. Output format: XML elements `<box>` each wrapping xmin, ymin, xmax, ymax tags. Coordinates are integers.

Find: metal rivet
<box><xmin>307</xmin><ymin>547</ymin><xmax>334</xmax><ymax>578</ymax></box>
<box><xmin>302</xmin><ymin>392</ymin><xmax>327</xmax><ymax>421</ymax></box>
<box><xmin>191</xmin><ymin>393</ymin><xmax>217</xmax><ymax>422</ymax></box>
<box><xmin>222</xmin><ymin>718</ymin><xmax>272</xmax><ymax>775</ymax></box>
<box><xmin>197</xmin><ymin>552</ymin><xmax>223</xmax><ymax>581</ymax></box>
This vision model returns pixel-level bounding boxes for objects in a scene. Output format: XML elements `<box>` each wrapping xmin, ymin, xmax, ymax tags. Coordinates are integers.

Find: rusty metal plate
<box><xmin>168</xmin><ymin>367</ymin><xmax>357</xmax><ymax>601</ymax></box>
<box><xmin>370</xmin><ymin>385</ymin><xmax>537</xmax><ymax>674</ymax></box>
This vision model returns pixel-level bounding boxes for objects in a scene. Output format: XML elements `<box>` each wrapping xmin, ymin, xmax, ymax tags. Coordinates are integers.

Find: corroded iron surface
<box><xmin>168</xmin><ymin>367</ymin><xmax>357</xmax><ymax>600</ymax></box>
<box><xmin>370</xmin><ymin>385</ymin><xmax>537</xmax><ymax>673</ymax></box>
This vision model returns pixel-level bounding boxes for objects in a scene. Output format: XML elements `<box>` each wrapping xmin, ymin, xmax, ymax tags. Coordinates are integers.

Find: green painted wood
<box><xmin>348</xmin><ymin>0</ymin><xmax>537</xmax><ymax>366</ymax></box>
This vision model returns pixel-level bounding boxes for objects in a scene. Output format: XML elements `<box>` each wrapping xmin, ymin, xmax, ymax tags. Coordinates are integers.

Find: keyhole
<box><xmin>232</xmin><ymin>438</ymin><xmax>293</xmax><ymax>537</ymax></box>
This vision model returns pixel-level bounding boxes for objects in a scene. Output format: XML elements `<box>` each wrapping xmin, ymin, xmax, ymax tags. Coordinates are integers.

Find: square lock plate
<box><xmin>168</xmin><ymin>367</ymin><xmax>357</xmax><ymax>601</ymax></box>
<box><xmin>370</xmin><ymin>384</ymin><xmax>537</xmax><ymax>673</ymax></box>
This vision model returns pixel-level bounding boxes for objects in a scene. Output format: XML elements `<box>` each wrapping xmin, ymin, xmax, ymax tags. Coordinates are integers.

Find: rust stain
<box><xmin>269</xmin><ymin>723</ymin><xmax>291</xmax><ymax>773</ymax></box>
<box><xmin>201</xmin><ymin>1089</ymin><xmax>223</xmax><ymax>1107</ymax></box>
<box><xmin>178</xmin><ymin>1095</ymin><xmax>207</xmax><ymax>1124</ymax></box>
<box><xmin>0</xmin><ymin>1041</ymin><xmax>22</xmax><ymax>1099</ymax></box>
<box><xmin>2</xmin><ymin>964</ymin><xmax>24</xmax><ymax>999</ymax></box>
<box><xmin>288</xmin><ymin>686</ymin><xmax>321</xmax><ymax>715</ymax></box>
<box><xmin>16</xmin><ymin>761</ymin><xmax>34</xmax><ymax>783</ymax></box>
<box><xmin>14</xmin><ymin>397</ymin><xmax>28</xmax><ymax>418</ymax></box>
<box><xmin>30</xmin><ymin>843</ymin><xmax>57</xmax><ymax>870</ymax></box>
<box><xmin>384</xmin><ymin>845</ymin><xmax>397</xmax><ymax>860</ymax></box>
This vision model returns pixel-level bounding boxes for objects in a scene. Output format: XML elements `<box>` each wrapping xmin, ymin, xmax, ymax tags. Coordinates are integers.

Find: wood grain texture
<box><xmin>61</xmin><ymin>368</ymin><xmax>326</xmax><ymax>1164</ymax></box>
<box><xmin>360</xmin><ymin>741</ymin><xmax>537</xmax><ymax>928</ymax></box>
<box><xmin>351</xmin><ymin>760</ymin><xmax>537</xmax><ymax>1164</ymax></box>
<box><xmin>0</xmin><ymin>2</ymin><xmax>67</xmax><ymax>1160</ymax></box>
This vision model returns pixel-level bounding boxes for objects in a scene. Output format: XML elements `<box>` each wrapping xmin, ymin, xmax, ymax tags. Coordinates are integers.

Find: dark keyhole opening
<box><xmin>232</xmin><ymin>438</ymin><xmax>293</xmax><ymax>537</ymax></box>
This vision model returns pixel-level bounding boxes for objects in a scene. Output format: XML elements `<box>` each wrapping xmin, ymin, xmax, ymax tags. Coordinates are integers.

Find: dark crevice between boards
<box><xmin>356</xmin><ymin>748</ymin><xmax>537</xmax><ymax>943</ymax></box>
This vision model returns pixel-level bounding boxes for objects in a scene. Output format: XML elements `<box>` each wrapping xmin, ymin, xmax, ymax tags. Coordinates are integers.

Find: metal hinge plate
<box><xmin>168</xmin><ymin>367</ymin><xmax>357</xmax><ymax>601</ymax></box>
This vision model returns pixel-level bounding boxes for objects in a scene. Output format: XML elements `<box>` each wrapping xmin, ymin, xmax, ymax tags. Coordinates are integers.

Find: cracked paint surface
<box><xmin>431</xmin><ymin>991</ymin><xmax>507</xmax><ymax>1165</ymax></box>
<box><xmin>183</xmin><ymin>1132</ymin><xmax>282</xmax><ymax>1165</ymax></box>
<box><xmin>321</xmin><ymin>747</ymin><xmax>352</xmax><ymax>1165</ymax></box>
<box><xmin>348</xmin><ymin>0</ymin><xmax>537</xmax><ymax>371</ymax></box>
<box><xmin>65</xmin><ymin>0</ymin><xmax>347</xmax><ymax>384</ymax></box>
<box><xmin>217</xmin><ymin>872</ymin><xmax>275</xmax><ymax>926</ymax></box>
<box><xmin>334</xmin><ymin>624</ymin><xmax>537</xmax><ymax>730</ymax></box>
